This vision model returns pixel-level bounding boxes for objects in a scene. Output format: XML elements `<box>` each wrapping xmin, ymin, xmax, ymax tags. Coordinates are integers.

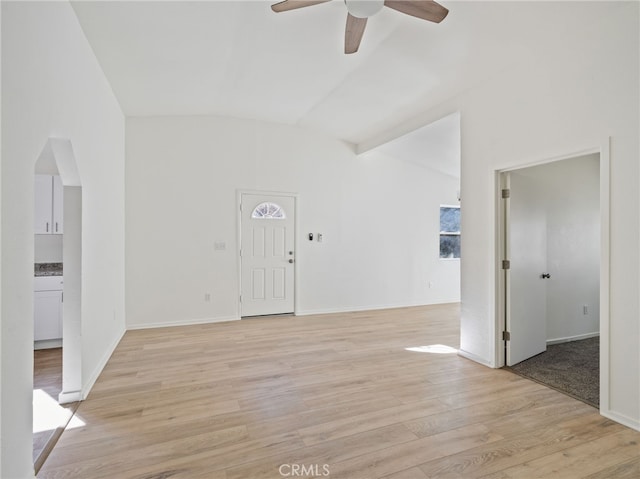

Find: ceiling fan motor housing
<box><xmin>344</xmin><ymin>0</ymin><xmax>385</xmax><ymax>18</ymax></box>
<box><xmin>272</xmin><ymin>0</ymin><xmax>449</xmax><ymax>54</ymax></box>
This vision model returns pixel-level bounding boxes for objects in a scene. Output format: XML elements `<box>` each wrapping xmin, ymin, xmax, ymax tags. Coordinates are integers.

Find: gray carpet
<box><xmin>508</xmin><ymin>337</ymin><xmax>599</xmax><ymax>408</ymax></box>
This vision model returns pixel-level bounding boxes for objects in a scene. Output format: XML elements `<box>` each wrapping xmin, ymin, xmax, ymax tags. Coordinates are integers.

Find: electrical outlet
<box><xmin>205</xmin><ymin>293</ymin><xmax>211</xmax><ymax>302</ymax></box>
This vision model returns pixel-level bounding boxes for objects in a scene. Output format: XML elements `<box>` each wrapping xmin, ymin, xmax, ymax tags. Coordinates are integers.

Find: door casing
<box><xmin>494</xmin><ymin>138</ymin><xmax>610</xmax><ymax>413</ymax></box>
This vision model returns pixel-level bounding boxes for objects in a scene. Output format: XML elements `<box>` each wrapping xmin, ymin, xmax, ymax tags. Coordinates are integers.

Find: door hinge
<box><xmin>240</xmin><ymin>203</ymin><xmax>243</xmax><ymax>212</ymax></box>
<box><xmin>502</xmin><ymin>331</ymin><xmax>511</xmax><ymax>341</ymax></box>
<box><xmin>239</xmin><ymin>295</ymin><xmax>242</xmax><ymax>303</ymax></box>
<box><xmin>501</xmin><ymin>188</ymin><xmax>510</xmax><ymax>199</ymax></box>
<box><xmin>502</xmin><ymin>259</ymin><xmax>511</xmax><ymax>270</ymax></box>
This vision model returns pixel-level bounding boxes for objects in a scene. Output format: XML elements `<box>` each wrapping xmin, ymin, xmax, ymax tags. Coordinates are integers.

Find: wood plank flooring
<box><xmin>37</xmin><ymin>304</ymin><xmax>639</xmax><ymax>478</ymax></box>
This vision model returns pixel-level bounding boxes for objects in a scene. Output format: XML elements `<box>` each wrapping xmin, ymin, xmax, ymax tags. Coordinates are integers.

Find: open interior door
<box><xmin>504</xmin><ymin>172</ymin><xmax>547</xmax><ymax>366</ymax></box>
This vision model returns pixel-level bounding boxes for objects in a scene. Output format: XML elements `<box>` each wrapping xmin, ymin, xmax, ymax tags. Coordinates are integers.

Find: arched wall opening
<box><xmin>34</xmin><ymin>138</ymin><xmax>82</xmax><ymax>403</ymax></box>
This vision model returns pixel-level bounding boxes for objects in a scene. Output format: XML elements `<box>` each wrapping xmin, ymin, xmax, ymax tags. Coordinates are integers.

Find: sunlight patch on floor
<box><xmin>405</xmin><ymin>344</ymin><xmax>458</xmax><ymax>354</ymax></box>
<box><xmin>33</xmin><ymin>389</ymin><xmax>85</xmax><ymax>433</ymax></box>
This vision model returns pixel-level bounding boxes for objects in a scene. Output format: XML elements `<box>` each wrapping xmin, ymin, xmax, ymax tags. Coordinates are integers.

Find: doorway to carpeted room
<box><xmin>508</xmin><ymin>337</ymin><xmax>599</xmax><ymax>408</ymax></box>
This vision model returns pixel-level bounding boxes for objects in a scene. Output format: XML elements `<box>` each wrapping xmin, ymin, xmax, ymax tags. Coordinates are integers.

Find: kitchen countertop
<box><xmin>35</xmin><ymin>263</ymin><xmax>63</xmax><ymax>277</ymax></box>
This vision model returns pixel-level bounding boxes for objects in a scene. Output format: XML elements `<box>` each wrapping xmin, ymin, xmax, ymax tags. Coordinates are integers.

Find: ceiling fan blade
<box><xmin>345</xmin><ymin>13</ymin><xmax>367</xmax><ymax>54</ymax></box>
<box><xmin>384</xmin><ymin>0</ymin><xmax>449</xmax><ymax>23</ymax></box>
<box><xmin>271</xmin><ymin>0</ymin><xmax>332</xmax><ymax>13</ymax></box>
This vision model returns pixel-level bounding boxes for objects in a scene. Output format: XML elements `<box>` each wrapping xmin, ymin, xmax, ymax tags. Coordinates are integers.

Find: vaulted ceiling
<box><xmin>71</xmin><ymin>1</ymin><xmax>619</xmax><ymax>148</ymax></box>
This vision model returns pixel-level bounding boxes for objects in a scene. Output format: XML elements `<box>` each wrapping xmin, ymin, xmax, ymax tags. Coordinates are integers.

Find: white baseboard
<box><xmin>547</xmin><ymin>332</ymin><xmax>599</xmax><ymax>345</ymax></box>
<box><xmin>601</xmin><ymin>409</ymin><xmax>640</xmax><ymax>431</ymax></box>
<box><xmin>126</xmin><ymin>315</ymin><xmax>240</xmax><ymax>330</ymax></box>
<box><xmin>81</xmin><ymin>326</ymin><xmax>126</xmax><ymax>400</ymax></box>
<box><xmin>457</xmin><ymin>348</ymin><xmax>495</xmax><ymax>368</ymax></box>
<box><xmin>58</xmin><ymin>390</ymin><xmax>82</xmax><ymax>404</ymax></box>
<box><xmin>296</xmin><ymin>300</ymin><xmax>460</xmax><ymax>317</ymax></box>
<box><xmin>34</xmin><ymin>339</ymin><xmax>62</xmax><ymax>350</ymax></box>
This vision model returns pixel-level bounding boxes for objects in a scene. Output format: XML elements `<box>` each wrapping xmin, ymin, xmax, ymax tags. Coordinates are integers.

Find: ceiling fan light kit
<box><xmin>344</xmin><ymin>0</ymin><xmax>385</xmax><ymax>19</ymax></box>
<box><xmin>271</xmin><ymin>0</ymin><xmax>449</xmax><ymax>54</ymax></box>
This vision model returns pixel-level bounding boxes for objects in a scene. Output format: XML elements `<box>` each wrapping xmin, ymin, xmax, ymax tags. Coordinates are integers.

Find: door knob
<box><xmin>541</xmin><ymin>273</ymin><xmax>551</xmax><ymax>279</ymax></box>
<box><xmin>288</xmin><ymin>259</ymin><xmax>294</xmax><ymax>264</ymax></box>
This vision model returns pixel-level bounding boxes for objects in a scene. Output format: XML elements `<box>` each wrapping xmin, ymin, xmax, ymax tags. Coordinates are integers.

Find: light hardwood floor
<box><xmin>38</xmin><ymin>304</ymin><xmax>639</xmax><ymax>478</ymax></box>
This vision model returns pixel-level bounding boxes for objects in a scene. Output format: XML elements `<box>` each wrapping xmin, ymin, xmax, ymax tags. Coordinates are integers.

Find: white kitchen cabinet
<box><xmin>34</xmin><ymin>290</ymin><xmax>62</xmax><ymax>341</ymax></box>
<box><xmin>34</xmin><ymin>276</ymin><xmax>64</xmax><ymax>346</ymax></box>
<box><xmin>34</xmin><ymin>175</ymin><xmax>63</xmax><ymax>234</ymax></box>
<box><xmin>52</xmin><ymin>175</ymin><xmax>64</xmax><ymax>234</ymax></box>
<box><xmin>34</xmin><ymin>175</ymin><xmax>53</xmax><ymax>234</ymax></box>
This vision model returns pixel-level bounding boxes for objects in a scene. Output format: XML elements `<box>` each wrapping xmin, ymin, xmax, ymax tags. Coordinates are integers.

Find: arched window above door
<box><xmin>251</xmin><ymin>202</ymin><xmax>286</xmax><ymax>219</ymax></box>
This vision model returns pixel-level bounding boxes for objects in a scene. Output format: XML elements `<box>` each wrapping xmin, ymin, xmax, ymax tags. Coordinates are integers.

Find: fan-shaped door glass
<box><xmin>251</xmin><ymin>202</ymin><xmax>286</xmax><ymax>219</ymax></box>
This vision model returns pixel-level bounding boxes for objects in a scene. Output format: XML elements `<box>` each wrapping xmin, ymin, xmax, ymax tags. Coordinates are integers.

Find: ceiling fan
<box><xmin>271</xmin><ymin>0</ymin><xmax>449</xmax><ymax>54</ymax></box>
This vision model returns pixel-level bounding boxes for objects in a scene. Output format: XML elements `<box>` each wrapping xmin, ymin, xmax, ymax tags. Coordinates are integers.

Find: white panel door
<box><xmin>241</xmin><ymin>194</ymin><xmax>295</xmax><ymax>317</ymax></box>
<box><xmin>506</xmin><ymin>172</ymin><xmax>548</xmax><ymax>366</ymax></box>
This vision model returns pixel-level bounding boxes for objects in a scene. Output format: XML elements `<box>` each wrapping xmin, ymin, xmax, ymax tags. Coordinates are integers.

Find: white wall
<box><xmin>0</xmin><ymin>3</ymin><xmax>3</xmax><ymax>471</ymax></box>
<box><xmin>1</xmin><ymin>2</ymin><xmax>126</xmax><ymax>477</ymax></box>
<box><xmin>125</xmin><ymin>116</ymin><xmax>460</xmax><ymax>328</ymax></box>
<box><xmin>511</xmin><ymin>155</ymin><xmax>600</xmax><ymax>343</ymax></box>
<box><xmin>453</xmin><ymin>4</ymin><xmax>638</xmax><ymax>427</ymax></box>
<box><xmin>363</xmin><ymin>0</ymin><xmax>639</xmax><ymax>431</ymax></box>
<box><xmin>544</xmin><ymin>156</ymin><xmax>600</xmax><ymax>343</ymax></box>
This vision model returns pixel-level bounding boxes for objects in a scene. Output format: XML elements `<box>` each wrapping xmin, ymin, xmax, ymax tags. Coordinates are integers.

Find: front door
<box><xmin>505</xmin><ymin>172</ymin><xmax>547</xmax><ymax>366</ymax></box>
<box><xmin>240</xmin><ymin>194</ymin><xmax>295</xmax><ymax>317</ymax></box>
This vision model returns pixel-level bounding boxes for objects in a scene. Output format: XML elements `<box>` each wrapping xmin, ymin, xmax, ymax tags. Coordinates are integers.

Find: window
<box><xmin>439</xmin><ymin>205</ymin><xmax>460</xmax><ymax>259</ymax></box>
<box><xmin>251</xmin><ymin>202</ymin><xmax>286</xmax><ymax>219</ymax></box>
